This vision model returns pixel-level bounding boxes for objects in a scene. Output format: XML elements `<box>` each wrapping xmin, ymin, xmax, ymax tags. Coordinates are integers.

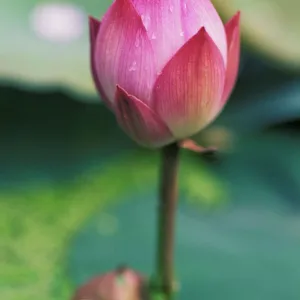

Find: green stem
<box><xmin>154</xmin><ymin>142</ymin><xmax>180</xmax><ymax>300</ymax></box>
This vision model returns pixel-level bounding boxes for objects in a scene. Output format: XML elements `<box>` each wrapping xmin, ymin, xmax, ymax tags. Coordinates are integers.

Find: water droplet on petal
<box><xmin>180</xmin><ymin>31</ymin><xmax>184</xmax><ymax>37</ymax></box>
<box><xmin>182</xmin><ymin>2</ymin><xmax>187</xmax><ymax>13</ymax></box>
<box><xmin>135</xmin><ymin>32</ymin><xmax>141</xmax><ymax>47</ymax></box>
<box><xmin>129</xmin><ymin>61</ymin><xmax>137</xmax><ymax>72</ymax></box>
<box><xmin>151</xmin><ymin>32</ymin><xmax>157</xmax><ymax>40</ymax></box>
<box><xmin>169</xmin><ymin>5</ymin><xmax>174</xmax><ymax>13</ymax></box>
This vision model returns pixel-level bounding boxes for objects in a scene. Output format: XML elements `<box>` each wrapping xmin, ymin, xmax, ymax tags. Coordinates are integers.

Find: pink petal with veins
<box><xmin>131</xmin><ymin>0</ymin><xmax>185</xmax><ymax>71</ymax></box>
<box><xmin>221</xmin><ymin>12</ymin><xmax>241</xmax><ymax>105</ymax></box>
<box><xmin>152</xmin><ymin>28</ymin><xmax>225</xmax><ymax>139</ymax></box>
<box><xmin>95</xmin><ymin>0</ymin><xmax>157</xmax><ymax>106</ymax></box>
<box><xmin>115</xmin><ymin>86</ymin><xmax>174</xmax><ymax>148</ymax></box>
<box><xmin>180</xmin><ymin>0</ymin><xmax>227</xmax><ymax>65</ymax></box>
<box><xmin>89</xmin><ymin>16</ymin><xmax>113</xmax><ymax>110</ymax></box>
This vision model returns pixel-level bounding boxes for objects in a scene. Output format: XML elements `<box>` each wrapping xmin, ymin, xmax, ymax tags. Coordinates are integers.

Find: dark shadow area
<box><xmin>0</xmin><ymin>87</ymin><xmax>135</xmax><ymax>186</ymax></box>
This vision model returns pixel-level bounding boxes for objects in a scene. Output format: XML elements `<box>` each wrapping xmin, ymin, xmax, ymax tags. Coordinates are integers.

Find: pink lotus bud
<box><xmin>89</xmin><ymin>0</ymin><xmax>240</xmax><ymax>148</ymax></box>
<box><xmin>72</xmin><ymin>267</ymin><xmax>146</xmax><ymax>300</ymax></box>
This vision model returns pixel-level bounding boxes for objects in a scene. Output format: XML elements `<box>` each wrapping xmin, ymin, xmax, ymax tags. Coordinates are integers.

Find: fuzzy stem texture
<box><xmin>153</xmin><ymin>142</ymin><xmax>180</xmax><ymax>300</ymax></box>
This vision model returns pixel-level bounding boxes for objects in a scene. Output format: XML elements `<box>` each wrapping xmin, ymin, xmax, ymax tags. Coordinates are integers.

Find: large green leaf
<box><xmin>0</xmin><ymin>0</ymin><xmax>112</xmax><ymax>100</ymax></box>
<box><xmin>68</xmin><ymin>132</ymin><xmax>300</xmax><ymax>300</ymax></box>
<box><xmin>69</xmin><ymin>194</ymin><xmax>300</xmax><ymax>300</ymax></box>
<box><xmin>216</xmin><ymin>79</ymin><xmax>300</xmax><ymax>134</ymax></box>
<box><xmin>0</xmin><ymin>149</ymin><xmax>225</xmax><ymax>300</ymax></box>
<box><xmin>212</xmin><ymin>0</ymin><xmax>300</xmax><ymax>69</ymax></box>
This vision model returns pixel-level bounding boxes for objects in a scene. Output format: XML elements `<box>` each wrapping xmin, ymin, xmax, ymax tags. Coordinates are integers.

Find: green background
<box><xmin>1</xmin><ymin>0</ymin><xmax>300</xmax><ymax>299</ymax></box>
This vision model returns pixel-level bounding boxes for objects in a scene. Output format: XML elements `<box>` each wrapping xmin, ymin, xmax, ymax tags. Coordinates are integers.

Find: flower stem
<box><xmin>154</xmin><ymin>142</ymin><xmax>180</xmax><ymax>300</ymax></box>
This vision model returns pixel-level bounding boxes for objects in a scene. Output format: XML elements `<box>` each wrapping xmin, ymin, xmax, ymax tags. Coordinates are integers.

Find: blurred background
<box><xmin>1</xmin><ymin>0</ymin><xmax>300</xmax><ymax>299</ymax></box>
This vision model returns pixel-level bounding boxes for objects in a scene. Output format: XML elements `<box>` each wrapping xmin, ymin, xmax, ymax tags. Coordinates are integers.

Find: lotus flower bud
<box><xmin>72</xmin><ymin>267</ymin><xmax>146</xmax><ymax>300</ymax></box>
<box><xmin>89</xmin><ymin>0</ymin><xmax>240</xmax><ymax>148</ymax></box>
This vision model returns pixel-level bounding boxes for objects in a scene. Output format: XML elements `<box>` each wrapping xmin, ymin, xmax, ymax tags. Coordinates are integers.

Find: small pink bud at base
<box><xmin>71</xmin><ymin>267</ymin><xmax>147</xmax><ymax>300</ymax></box>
